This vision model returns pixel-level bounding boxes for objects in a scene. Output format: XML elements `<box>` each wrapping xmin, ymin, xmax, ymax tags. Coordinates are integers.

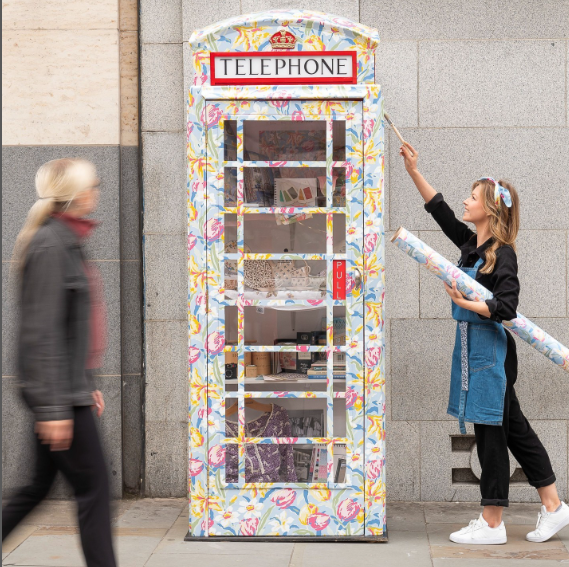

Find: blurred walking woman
<box><xmin>2</xmin><ymin>159</ymin><xmax>116</xmax><ymax>567</ymax></box>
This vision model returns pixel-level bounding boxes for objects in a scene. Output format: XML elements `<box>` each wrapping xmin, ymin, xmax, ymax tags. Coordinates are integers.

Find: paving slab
<box><xmin>16</xmin><ymin>500</ymin><xmax>130</xmax><ymax>528</ymax></box>
<box><xmin>2</xmin><ymin>530</ymin><xmax>166</xmax><ymax>567</ymax></box>
<box><xmin>293</xmin><ymin>531</ymin><xmax>432</xmax><ymax>567</ymax></box>
<box><xmin>424</xmin><ymin>502</ymin><xmax>555</xmax><ymax>526</ymax></box>
<box><xmin>427</xmin><ymin>523</ymin><xmax>569</xmax><ymax>561</ymax></box>
<box><xmin>113</xmin><ymin>533</ymin><xmax>164</xmax><ymax>567</ymax></box>
<box><xmin>433</xmin><ymin>559</ymin><xmax>569</xmax><ymax>567</ymax></box>
<box><xmin>4</xmin><ymin>499</ymin><xmax>569</xmax><ymax>567</ymax></box>
<box><xmin>2</xmin><ymin>525</ymin><xmax>39</xmax><ymax>555</ymax></box>
<box><xmin>424</xmin><ymin>502</ymin><xmax>485</xmax><ymax>524</ymax></box>
<box><xmin>115</xmin><ymin>498</ymin><xmax>186</xmax><ymax>529</ymax></box>
<box><xmin>19</xmin><ymin>501</ymin><xmax>76</xmax><ymax>527</ymax></box>
<box><xmin>144</xmin><ymin>550</ymin><xmax>294</xmax><ymax>567</ymax></box>
<box><xmin>148</xmin><ymin>515</ymin><xmax>189</xmax><ymax>554</ymax></box>
<box><xmin>559</xmin><ymin>525</ymin><xmax>569</xmax><ymax>550</ymax></box>
<box><xmin>2</xmin><ymin>534</ymin><xmax>85</xmax><ymax>567</ymax></box>
<box><xmin>386</xmin><ymin>502</ymin><xmax>427</xmax><ymax>532</ymax></box>
<box><xmin>156</xmin><ymin>532</ymin><xmax>296</xmax><ymax>556</ymax></box>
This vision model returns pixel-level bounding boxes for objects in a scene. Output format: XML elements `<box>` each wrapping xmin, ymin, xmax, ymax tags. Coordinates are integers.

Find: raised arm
<box><xmin>400</xmin><ymin>143</ymin><xmax>437</xmax><ymax>203</ymax></box>
<box><xmin>400</xmin><ymin>142</ymin><xmax>475</xmax><ymax>249</ymax></box>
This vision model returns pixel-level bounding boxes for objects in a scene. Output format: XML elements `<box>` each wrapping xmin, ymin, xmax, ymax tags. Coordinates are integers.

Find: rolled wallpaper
<box><xmin>391</xmin><ymin>227</ymin><xmax>569</xmax><ymax>373</ymax></box>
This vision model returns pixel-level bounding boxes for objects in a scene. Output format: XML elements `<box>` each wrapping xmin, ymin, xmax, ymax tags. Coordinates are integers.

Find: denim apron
<box><xmin>448</xmin><ymin>257</ymin><xmax>508</xmax><ymax>434</ymax></box>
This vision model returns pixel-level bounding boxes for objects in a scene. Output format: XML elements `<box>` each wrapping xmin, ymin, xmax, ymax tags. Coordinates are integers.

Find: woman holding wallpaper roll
<box><xmin>399</xmin><ymin>142</ymin><xmax>568</xmax><ymax>545</ymax></box>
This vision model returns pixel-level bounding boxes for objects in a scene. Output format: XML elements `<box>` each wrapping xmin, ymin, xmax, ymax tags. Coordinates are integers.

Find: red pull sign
<box><xmin>333</xmin><ymin>260</ymin><xmax>346</xmax><ymax>300</ymax></box>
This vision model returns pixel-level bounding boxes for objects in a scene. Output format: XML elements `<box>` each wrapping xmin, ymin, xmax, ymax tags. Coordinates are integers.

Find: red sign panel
<box><xmin>210</xmin><ymin>51</ymin><xmax>357</xmax><ymax>86</ymax></box>
<box><xmin>333</xmin><ymin>260</ymin><xmax>346</xmax><ymax>300</ymax></box>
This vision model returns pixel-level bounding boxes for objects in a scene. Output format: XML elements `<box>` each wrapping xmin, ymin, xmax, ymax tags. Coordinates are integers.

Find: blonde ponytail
<box><xmin>12</xmin><ymin>158</ymin><xmax>97</xmax><ymax>271</ymax></box>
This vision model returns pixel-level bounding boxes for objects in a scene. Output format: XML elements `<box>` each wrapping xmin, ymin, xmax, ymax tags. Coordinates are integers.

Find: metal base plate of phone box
<box><xmin>184</xmin><ymin>530</ymin><xmax>389</xmax><ymax>543</ymax></box>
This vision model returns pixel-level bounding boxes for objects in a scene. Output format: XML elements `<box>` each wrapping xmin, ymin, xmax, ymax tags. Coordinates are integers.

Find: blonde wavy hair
<box><xmin>473</xmin><ymin>178</ymin><xmax>520</xmax><ymax>275</ymax></box>
<box><xmin>12</xmin><ymin>158</ymin><xmax>98</xmax><ymax>271</ymax></box>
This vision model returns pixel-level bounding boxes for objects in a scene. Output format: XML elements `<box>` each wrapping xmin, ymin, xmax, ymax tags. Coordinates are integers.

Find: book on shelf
<box><xmin>306</xmin><ymin>372</ymin><xmax>346</xmax><ymax>380</ymax></box>
<box><xmin>301</xmin><ymin>444</ymin><xmax>347</xmax><ymax>482</ymax></box>
<box><xmin>304</xmin><ymin>443</ymin><xmax>327</xmax><ymax>483</ymax></box>
<box><xmin>316</xmin><ymin>447</ymin><xmax>329</xmax><ymax>482</ymax></box>
<box><xmin>262</xmin><ymin>373</ymin><xmax>302</xmax><ymax>382</ymax></box>
<box><xmin>334</xmin><ymin>444</ymin><xmax>347</xmax><ymax>483</ymax></box>
<box><xmin>320</xmin><ymin>316</ymin><xmax>346</xmax><ymax>332</ymax></box>
<box><xmin>307</xmin><ymin>371</ymin><xmax>346</xmax><ymax>375</ymax></box>
<box><xmin>307</xmin><ymin>362</ymin><xmax>346</xmax><ymax>378</ymax></box>
<box><xmin>274</xmin><ymin>178</ymin><xmax>318</xmax><ymax>207</ymax></box>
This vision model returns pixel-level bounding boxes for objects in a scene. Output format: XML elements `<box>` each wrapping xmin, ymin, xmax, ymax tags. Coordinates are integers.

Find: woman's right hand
<box><xmin>35</xmin><ymin>420</ymin><xmax>74</xmax><ymax>451</ymax></box>
<box><xmin>400</xmin><ymin>142</ymin><xmax>418</xmax><ymax>174</ymax></box>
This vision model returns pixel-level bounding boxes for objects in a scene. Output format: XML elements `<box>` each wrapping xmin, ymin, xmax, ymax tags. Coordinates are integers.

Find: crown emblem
<box><xmin>269</xmin><ymin>30</ymin><xmax>297</xmax><ymax>51</ymax></box>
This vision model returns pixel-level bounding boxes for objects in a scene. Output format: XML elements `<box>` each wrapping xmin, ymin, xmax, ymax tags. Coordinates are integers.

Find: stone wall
<box><xmin>140</xmin><ymin>0</ymin><xmax>568</xmax><ymax>501</ymax></box>
<box><xmin>1</xmin><ymin>0</ymin><xmax>142</xmax><ymax>497</ymax></box>
<box><xmin>6</xmin><ymin>0</ymin><xmax>563</xmax><ymax>503</ymax></box>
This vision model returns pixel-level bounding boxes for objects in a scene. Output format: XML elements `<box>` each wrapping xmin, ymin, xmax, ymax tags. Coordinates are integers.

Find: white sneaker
<box><xmin>526</xmin><ymin>502</ymin><xmax>569</xmax><ymax>543</ymax></box>
<box><xmin>449</xmin><ymin>513</ymin><xmax>507</xmax><ymax>545</ymax></box>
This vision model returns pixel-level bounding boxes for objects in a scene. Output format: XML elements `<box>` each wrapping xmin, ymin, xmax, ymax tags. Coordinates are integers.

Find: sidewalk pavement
<box><xmin>2</xmin><ymin>499</ymin><xmax>569</xmax><ymax>566</ymax></box>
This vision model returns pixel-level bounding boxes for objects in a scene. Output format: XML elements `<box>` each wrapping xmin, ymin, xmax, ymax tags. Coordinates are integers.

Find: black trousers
<box><xmin>2</xmin><ymin>405</ymin><xmax>116</xmax><ymax>567</ymax></box>
<box><xmin>474</xmin><ymin>332</ymin><xmax>556</xmax><ymax>507</ymax></box>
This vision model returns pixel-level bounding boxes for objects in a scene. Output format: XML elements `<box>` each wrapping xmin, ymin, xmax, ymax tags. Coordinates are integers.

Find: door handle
<box><xmin>354</xmin><ymin>268</ymin><xmax>362</xmax><ymax>290</ymax></box>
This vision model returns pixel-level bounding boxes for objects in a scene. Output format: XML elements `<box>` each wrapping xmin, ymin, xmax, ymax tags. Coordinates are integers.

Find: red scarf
<box><xmin>52</xmin><ymin>212</ymin><xmax>99</xmax><ymax>239</ymax></box>
<box><xmin>52</xmin><ymin>213</ymin><xmax>107</xmax><ymax>369</ymax></box>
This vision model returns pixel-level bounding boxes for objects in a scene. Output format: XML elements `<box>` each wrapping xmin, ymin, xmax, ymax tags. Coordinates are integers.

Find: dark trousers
<box><xmin>2</xmin><ymin>405</ymin><xmax>116</xmax><ymax>567</ymax></box>
<box><xmin>474</xmin><ymin>333</ymin><xmax>556</xmax><ymax>507</ymax></box>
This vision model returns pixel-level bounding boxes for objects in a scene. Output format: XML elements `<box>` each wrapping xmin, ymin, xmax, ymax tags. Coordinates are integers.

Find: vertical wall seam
<box><xmin>416</xmin><ymin>40</ymin><xmax>420</xmax><ymax>127</ymax></box>
<box><xmin>418</xmin><ymin>231</ymin><xmax>422</xmax><ymax>319</ymax></box>
<box><xmin>137</xmin><ymin>0</ymin><xmax>147</xmax><ymax>497</ymax></box>
<box><xmin>565</xmin><ymin>39</ymin><xmax>569</xmax><ymax>126</ymax></box>
<box><xmin>117</xmin><ymin>2</ymin><xmax>125</xmax><ymax>497</ymax></box>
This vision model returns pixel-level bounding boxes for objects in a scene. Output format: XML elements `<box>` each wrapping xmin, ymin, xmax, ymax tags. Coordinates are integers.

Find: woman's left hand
<box><xmin>444</xmin><ymin>281</ymin><xmax>466</xmax><ymax>305</ymax></box>
<box><xmin>92</xmin><ymin>390</ymin><xmax>105</xmax><ymax>417</ymax></box>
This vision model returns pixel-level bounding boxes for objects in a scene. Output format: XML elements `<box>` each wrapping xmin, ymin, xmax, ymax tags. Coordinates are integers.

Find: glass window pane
<box><xmin>244</xmin><ymin>120</ymin><xmax>326</xmax><ymax>162</ymax></box>
<box><xmin>243</xmin><ymin>166</ymin><xmax>326</xmax><ymax>207</ymax></box>
<box><xmin>333</xmin><ymin>214</ymin><xmax>346</xmax><ymax>253</ymax></box>
<box><xmin>244</xmin><ymin>214</ymin><xmax>326</xmax><ymax>253</ymax></box>
<box><xmin>224</xmin><ymin>120</ymin><xmax>237</xmax><ymax>162</ymax></box>
<box><xmin>331</xmin><ymin>166</ymin><xmax>346</xmax><ymax>207</ymax></box>
<box><xmin>332</xmin><ymin>306</ymin><xmax>346</xmax><ymax>346</ymax></box>
<box><xmin>224</xmin><ymin>167</ymin><xmax>237</xmax><ymax>207</ymax></box>
<box><xmin>225</xmin><ymin>259</ymin><xmax>325</xmax><ymax>299</ymax></box>
<box><xmin>332</xmin><ymin>121</ymin><xmax>346</xmax><ymax>161</ymax></box>
<box><xmin>333</xmin><ymin>443</ymin><xmax>347</xmax><ymax>483</ymax></box>
<box><xmin>333</xmin><ymin>398</ymin><xmax>347</xmax><ymax>438</ymax></box>
<box><xmin>224</xmin><ymin>305</ymin><xmax>238</xmax><ymax>344</ymax></box>
<box><xmin>224</xmin><ymin>213</ymin><xmax>237</xmax><ymax>243</ymax></box>
<box><xmin>244</xmin><ymin>305</ymin><xmax>326</xmax><ymax>348</ymax></box>
<box><xmin>223</xmin><ymin>219</ymin><xmax>238</xmax><ymax>294</ymax></box>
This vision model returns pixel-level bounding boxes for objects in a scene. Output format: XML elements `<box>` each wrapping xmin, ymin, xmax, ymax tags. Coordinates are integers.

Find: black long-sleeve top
<box><xmin>425</xmin><ymin>193</ymin><xmax>520</xmax><ymax>324</ymax></box>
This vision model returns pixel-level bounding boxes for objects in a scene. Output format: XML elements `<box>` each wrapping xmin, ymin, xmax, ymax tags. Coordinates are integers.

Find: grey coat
<box><xmin>18</xmin><ymin>217</ymin><xmax>95</xmax><ymax>421</ymax></box>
